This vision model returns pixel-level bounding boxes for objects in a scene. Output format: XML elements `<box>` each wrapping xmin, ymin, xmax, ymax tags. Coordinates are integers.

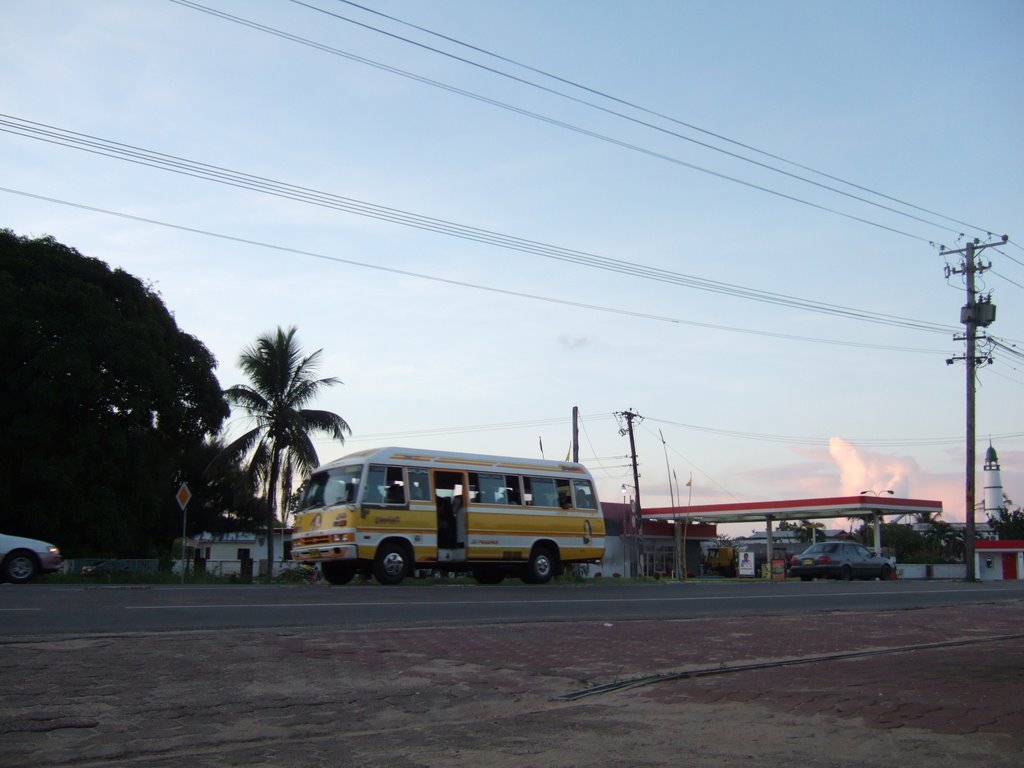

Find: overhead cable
<box><xmin>303</xmin><ymin>0</ymin><xmax>999</xmax><ymax>243</ymax></box>
<box><xmin>326</xmin><ymin>0</ymin><xmax>1001</xmax><ymax>241</ymax></box>
<box><xmin>0</xmin><ymin>185</ymin><xmax>954</xmax><ymax>352</ymax></box>
<box><xmin>167</xmin><ymin>0</ymin><xmax>947</xmax><ymax>245</ymax></box>
<box><xmin>0</xmin><ymin>115</ymin><xmax>958</xmax><ymax>335</ymax></box>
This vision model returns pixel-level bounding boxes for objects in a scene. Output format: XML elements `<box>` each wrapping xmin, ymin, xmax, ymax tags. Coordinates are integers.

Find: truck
<box><xmin>701</xmin><ymin>542</ymin><xmax>737</xmax><ymax>577</ymax></box>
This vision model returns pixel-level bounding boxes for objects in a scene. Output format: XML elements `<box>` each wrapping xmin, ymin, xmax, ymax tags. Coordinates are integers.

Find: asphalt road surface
<box><xmin>4</xmin><ymin>579</ymin><xmax>1024</xmax><ymax>767</ymax></box>
<box><xmin>3</xmin><ymin>578</ymin><xmax>1023</xmax><ymax>635</ymax></box>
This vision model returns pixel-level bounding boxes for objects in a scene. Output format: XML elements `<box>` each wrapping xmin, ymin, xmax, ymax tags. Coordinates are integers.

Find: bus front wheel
<box><xmin>522</xmin><ymin>546</ymin><xmax>557</xmax><ymax>585</ymax></box>
<box><xmin>373</xmin><ymin>541</ymin><xmax>410</xmax><ymax>585</ymax></box>
<box><xmin>321</xmin><ymin>562</ymin><xmax>356</xmax><ymax>585</ymax></box>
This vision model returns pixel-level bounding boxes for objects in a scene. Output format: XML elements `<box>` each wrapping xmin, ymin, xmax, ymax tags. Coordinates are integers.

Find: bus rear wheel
<box><xmin>321</xmin><ymin>562</ymin><xmax>356</xmax><ymax>585</ymax></box>
<box><xmin>522</xmin><ymin>546</ymin><xmax>557</xmax><ymax>585</ymax></box>
<box><xmin>373</xmin><ymin>541</ymin><xmax>410</xmax><ymax>585</ymax></box>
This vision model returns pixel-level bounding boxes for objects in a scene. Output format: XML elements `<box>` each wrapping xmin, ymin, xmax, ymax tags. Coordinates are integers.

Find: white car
<box><xmin>0</xmin><ymin>533</ymin><xmax>64</xmax><ymax>583</ymax></box>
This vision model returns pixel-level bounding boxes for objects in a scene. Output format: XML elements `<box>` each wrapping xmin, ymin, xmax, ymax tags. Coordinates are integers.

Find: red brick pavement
<box><xmin>272</xmin><ymin>600</ymin><xmax>1024</xmax><ymax>743</ymax></box>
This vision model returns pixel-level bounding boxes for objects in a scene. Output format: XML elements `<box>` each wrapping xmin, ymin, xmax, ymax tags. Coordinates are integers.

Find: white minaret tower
<box><xmin>983</xmin><ymin>442</ymin><xmax>1004</xmax><ymax>519</ymax></box>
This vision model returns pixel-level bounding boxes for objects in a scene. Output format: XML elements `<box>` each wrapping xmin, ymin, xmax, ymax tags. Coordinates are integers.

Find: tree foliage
<box><xmin>867</xmin><ymin>521</ymin><xmax>963</xmax><ymax>563</ymax></box>
<box><xmin>778</xmin><ymin>519</ymin><xmax>823</xmax><ymax>543</ymax></box>
<box><xmin>223</xmin><ymin>326</ymin><xmax>350</xmax><ymax>572</ymax></box>
<box><xmin>0</xmin><ymin>230</ymin><xmax>229</xmax><ymax>555</ymax></box>
<box><xmin>179</xmin><ymin>437</ymin><xmax>263</xmax><ymax>536</ymax></box>
<box><xmin>988</xmin><ymin>499</ymin><xmax>1024</xmax><ymax>540</ymax></box>
<box><xmin>878</xmin><ymin>522</ymin><xmax>925</xmax><ymax>561</ymax></box>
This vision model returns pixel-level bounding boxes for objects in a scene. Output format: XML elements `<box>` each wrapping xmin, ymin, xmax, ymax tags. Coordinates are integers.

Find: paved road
<box><xmin>4</xmin><ymin>580</ymin><xmax>1024</xmax><ymax>767</ymax></box>
<box><xmin>3</xmin><ymin>579</ymin><xmax>1023</xmax><ymax>635</ymax></box>
<box><xmin>3</xmin><ymin>582</ymin><xmax>1023</xmax><ymax>767</ymax></box>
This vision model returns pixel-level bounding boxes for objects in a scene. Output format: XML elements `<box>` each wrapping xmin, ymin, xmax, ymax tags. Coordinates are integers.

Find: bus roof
<box><xmin>316</xmin><ymin>447</ymin><xmax>591</xmax><ymax>476</ymax></box>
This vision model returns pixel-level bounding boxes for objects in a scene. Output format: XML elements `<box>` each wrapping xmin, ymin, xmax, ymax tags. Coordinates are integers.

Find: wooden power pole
<box><xmin>942</xmin><ymin>236</ymin><xmax>1005</xmax><ymax>580</ymax></box>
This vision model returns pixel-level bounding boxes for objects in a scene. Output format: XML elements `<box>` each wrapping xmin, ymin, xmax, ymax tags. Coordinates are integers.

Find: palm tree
<box><xmin>224</xmin><ymin>327</ymin><xmax>350</xmax><ymax>578</ymax></box>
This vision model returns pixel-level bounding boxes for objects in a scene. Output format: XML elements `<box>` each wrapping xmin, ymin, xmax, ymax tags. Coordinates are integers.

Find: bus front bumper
<box><xmin>291</xmin><ymin>543</ymin><xmax>357</xmax><ymax>562</ymax></box>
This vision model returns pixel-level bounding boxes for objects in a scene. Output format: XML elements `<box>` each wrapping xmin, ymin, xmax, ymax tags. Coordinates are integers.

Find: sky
<box><xmin>3</xmin><ymin>0</ymin><xmax>1022</xmax><ymax>535</ymax></box>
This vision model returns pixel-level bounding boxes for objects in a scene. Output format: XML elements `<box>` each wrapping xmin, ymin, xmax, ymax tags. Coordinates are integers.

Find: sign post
<box><xmin>176</xmin><ymin>482</ymin><xmax>192</xmax><ymax>585</ymax></box>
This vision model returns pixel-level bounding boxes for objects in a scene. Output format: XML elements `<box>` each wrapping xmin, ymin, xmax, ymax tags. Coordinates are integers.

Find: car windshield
<box><xmin>297</xmin><ymin>464</ymin><xmax>363</xmax><ymax>510</ymax></box>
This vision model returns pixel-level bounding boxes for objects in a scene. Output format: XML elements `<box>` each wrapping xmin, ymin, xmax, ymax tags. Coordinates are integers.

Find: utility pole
<box><xmin>617</xmin><ymin>409</ymin><xmax>643</xmax><ymax>576</ymax></box>
<box><xmin>659</xmin><ymin>429</ymin><xmax>680</xmax><ymax>579</ymax></box>
<box><xmin>942</xmin><ymin>235</ymin><xmax>1005</xmax><ymax>581</ymax></box>
<box><xmin>571</xmin><ymin>406</ymin><xmax>579</xmax><ymax>463</ymax></box>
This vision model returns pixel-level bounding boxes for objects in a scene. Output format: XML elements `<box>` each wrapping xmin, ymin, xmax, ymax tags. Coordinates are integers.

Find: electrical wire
<box><xmin>638</xmin><ymin>421</ymin><xmax>739</xmax><ymax>502</ymax></box>
<box><xmin>166</xmin><ymin>0</ymin><xmax>956</xmax><ymax>246</ymax></box>
<box><xmin>327</xmin><ymin>0</ymin><xmax>1003</xmax><ymax>241</ymax></box>
<box><xmin>3</xmin><ymin>185</ymin><xmax>955</xmax><ymax>354</ymax></box>
<box><xmin>307</xmin><ymin>410</ymin><xmax>1024</xmax><ymax>459</ymax></box>
<box><xmin>0</xmin><ymin>115</ymin><xmax>960</xmax><ymax>336</ymax></box>
<box><xmin>644</xmin><ymin>415</ymin><xmax>1024</xmax><ymax>448</ymax></box>
<box><xmin>991</xmin><ymin>270</ymin><xmax>1024</xmax><ymax>291</ymax></box>
<box><xmin>991</xmin><ymin>339</ymin><xmax>1024</xmax><ymax>363</ymax></box>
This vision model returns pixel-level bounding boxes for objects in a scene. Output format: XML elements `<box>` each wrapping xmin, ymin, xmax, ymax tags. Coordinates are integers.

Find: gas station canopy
<box><xmin>641</xmin><ymin>495</ymin><xmax>943</xmax><ymax>525</ymax></box>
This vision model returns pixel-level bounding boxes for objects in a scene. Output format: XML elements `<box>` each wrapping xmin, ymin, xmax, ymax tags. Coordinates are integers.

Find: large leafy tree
<box><xmin>0</xmin><ymin>229</ymin><xmax>229</xmax><ymax>555</ymax></box>
<box><xmin>988</xmin><ymin>499</ymin><xmax>1024</xmax><ymax>540</ymax></box>
<box><xmin>878</xmin><ymin>522</ymin><xmax>925</xmax><ymax>561</ymax></box>
<box><xmin>178</xmin><ymin>437</ymin><xmax>263</xmax><ymax>537</ymax></box>
<box><xmin>224</xmin><ymin>327</ymin><xmax>350</xmax><ymax>576</ymax></box>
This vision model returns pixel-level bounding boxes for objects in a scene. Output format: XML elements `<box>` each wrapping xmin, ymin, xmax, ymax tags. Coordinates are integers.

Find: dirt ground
<box><xmin>3</xmin><ymin>602</ymin><xmax>1023</xmax><ymax>767</ymax></box>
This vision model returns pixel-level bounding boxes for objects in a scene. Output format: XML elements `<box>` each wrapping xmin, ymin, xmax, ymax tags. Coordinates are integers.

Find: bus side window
<box><xmin>366</xmin><ymin>465</ymin><xmax>387</xmax><ymax>503</ymax></box>
<box><xmin>504</xmin><ymin>475</ymin><xmax>522</xmax><ymax>505</ymax></box>
<box><xmin>572</xmin><ymin>479</ymin><xmax>596</xmax><ymax>510</ymax></box>
<box><xmin>386</xmin><ymin>482</ymin><xmax>405</xmax><ymax>504</ymax></box>
<box><xmin>556</xmin><ymin>480</ymin><xmax>572</xmax><ymax>509</ymax></box>
<box><xmin>408</xmin><ymin>468</ymin><xmax>430</xmax><ymax>502</ymax></box>
<box><xmin>368</xmin><ymin>465</ymin><xmax>405</xmax><ymax>504</ymax></box>
<box><xmin>472</xmin><ymin>472</ymin><xmax>508</xmax><ymax>504</ymax></box>
<box><xmin>384</xmin><ymin>466</ymin><xmax>405</xmax><ymax>504</ymax></box>
<box><xmin>526</xmin><ymin>477</ymin><xmax>557</xmax><ymax>507</ymax></box>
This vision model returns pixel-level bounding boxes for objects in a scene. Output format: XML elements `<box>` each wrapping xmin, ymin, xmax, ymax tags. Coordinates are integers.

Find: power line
<box><xmin>991</xmin><ymin>339</ymin><xmax>1024</xmax><ymax>363</ymax></box>
<box><xmin>306</xmin><ymin>0</ymin><xmax>1001</xmax><ymax>243</ymax></box>
<box><xmin>167</xmin><ymin>0</ymin><xmax>953</xmax><ymax>245</ymax></box>
<box><xmin>326</xmin><ymin>0</ymin><xmax>1002</xmax><ymax>241</ymax></box>
<box><xmin>645</xmin><ymin>415</ymin><xmax>1024</xmax><ymax>448</ymax></box>
<box><xmin>0</xmin><ymin>115</ymin><xmax>959</xmax><ymax>336</ymax></box>
<box><xmin>637</xmin><ymin>421</ymin><xmax>739</xmax><ymax>502</ymax></box>
<box><xmin>1</xmin><ymin>185</ymin><xmax>956</xmax><ymax>355</ymax></box>
<box><xmin>308</xmin><ymin>411</ymin><xmax>1024</xmax><ymax>451</ymax></box>
<box><xmin>991</xmin><ymin>270</ymin><xmax>1024</xmax><ymax>291</ymax></box>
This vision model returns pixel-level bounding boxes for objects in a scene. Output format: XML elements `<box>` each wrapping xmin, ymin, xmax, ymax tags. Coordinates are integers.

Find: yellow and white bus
<box><xmin>290</xmin><ymin>447</ymin><xmax>605</xmax><ymax>585</ymax></box>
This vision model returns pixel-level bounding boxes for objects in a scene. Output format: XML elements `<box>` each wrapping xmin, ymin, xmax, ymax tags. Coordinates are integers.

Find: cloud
<box><xmin>730</xmin><ymin>439</ymin><xmax>974</xmax><ymax>523</ymax></box>
<box><xmin>827</xmin><ymin>437</ymin><xmax>977</xmax><ymax>523</ymax></box>
<box><xmin>827</xmin><ymin>437</ymin><xmax>916</xmax><ymax>496</ymax></box>
<box><xmin>556</xmin><ymin>334</ymin><xmax>591</xmax><ymax>350</ymax></box>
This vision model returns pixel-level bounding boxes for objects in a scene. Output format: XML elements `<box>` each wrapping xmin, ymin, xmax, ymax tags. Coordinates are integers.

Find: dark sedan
<box><xmin>790</xmin><ymin>541</ymin><xmax>893</xmax><ymax>581</ymax></box>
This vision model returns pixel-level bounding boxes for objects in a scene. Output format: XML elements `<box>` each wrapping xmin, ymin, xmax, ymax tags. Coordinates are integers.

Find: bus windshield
<box><xmin>297</xmin><ymin>464</ymin><xmax>363</xmax><ymax>510</ymax></box>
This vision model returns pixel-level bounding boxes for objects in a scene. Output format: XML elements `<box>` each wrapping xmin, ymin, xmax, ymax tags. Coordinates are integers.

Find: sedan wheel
<box><xmin>3</xmin><ymin>551</ymin><xmax>38</xmax><ymax>584</ymax></box>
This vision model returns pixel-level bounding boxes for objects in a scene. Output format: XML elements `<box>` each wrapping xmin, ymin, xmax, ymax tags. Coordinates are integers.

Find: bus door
<box><xmin>433</xmin><ymin>470</ymin><xmax>467</xmax><ymax>560</ymax></box>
